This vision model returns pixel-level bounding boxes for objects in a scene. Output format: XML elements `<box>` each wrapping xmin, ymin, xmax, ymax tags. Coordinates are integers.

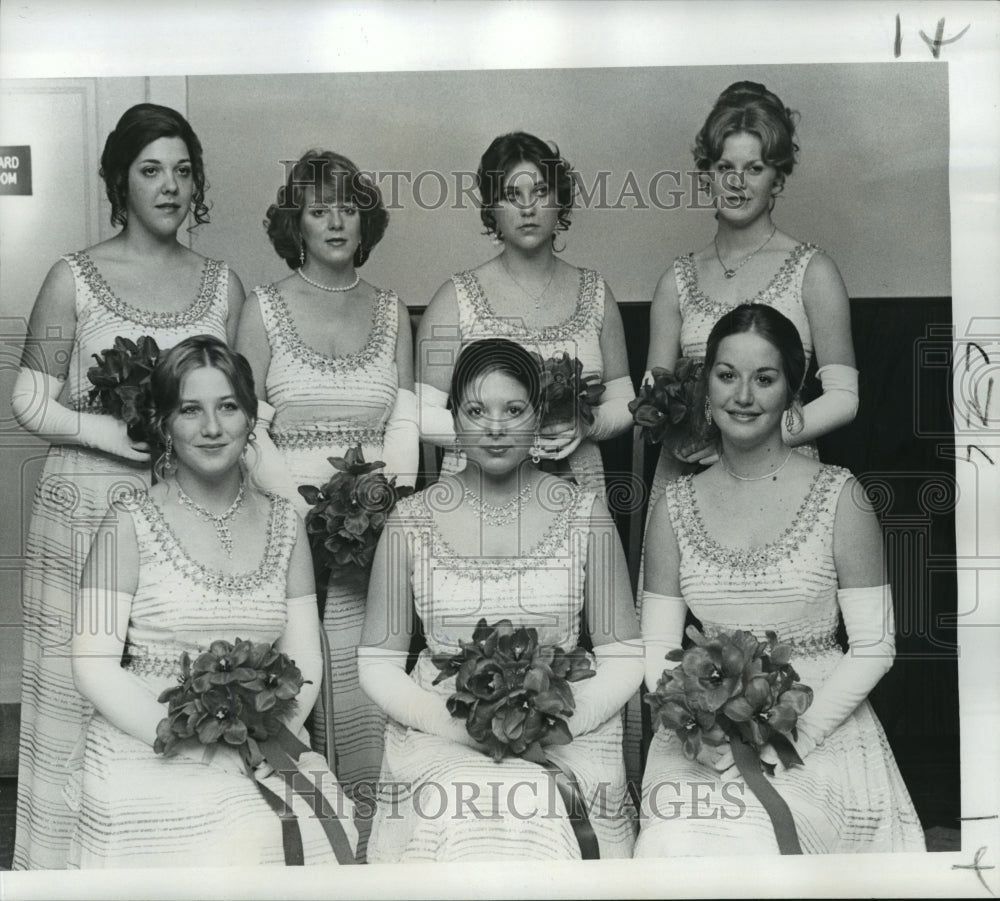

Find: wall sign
<box><xmin>0</xmin><ymin>147</ymin><xmax>32</xmax><ymax>195</ymax></box>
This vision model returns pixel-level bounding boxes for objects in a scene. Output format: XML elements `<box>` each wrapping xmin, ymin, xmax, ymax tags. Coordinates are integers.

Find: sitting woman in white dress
<box><xmin>68</xmin><ymin>335</ymin><xmax>356</xmax><ymax>867</ymax></box>
<box><xmin>358</xmin><ymin>338</ymin><xmax>643</xmax><ymax>861</ymax></box>
<box><xmin>636</xmin><ymin>304</ymin><xmax>924</xmax><ymax>856</ymax></box>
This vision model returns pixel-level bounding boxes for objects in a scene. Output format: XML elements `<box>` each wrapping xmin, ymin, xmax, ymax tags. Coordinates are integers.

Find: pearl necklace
<box><xmin>296</xmin><ymin>267</ymin><xmax>360</xmax><ymax>293</ymax></box>
<box><xmin>714</xmin><ymin>224</ymin><xmax>777</xmax><ymax>279</ymax></box>
<box><xmin>463</xmin><ymin>482</ymin><xmax>534</xmax><ymax>526</ymax></box>
<box><xmin>501</xmin><ymin>255</ymin><xmax>556</xmax><ymax>314</ymax></box>
<box><xmin>175</xmin><ymin>478</ymin><xmax>246</xmax><ymax>558</ymax></box>
<box><xmin>720</xmin><ymin>448</ymin><xmax>794</xmax><ymax>482</ymax></box>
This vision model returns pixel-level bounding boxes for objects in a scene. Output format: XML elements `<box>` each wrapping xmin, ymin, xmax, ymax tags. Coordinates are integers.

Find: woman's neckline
<box><xmin>686</xmin><ymin>466</ymin><xmax>827</xmax><ymax>556</ymax></box>
<box><xmin>77</xmin><ymin>249</ymin><xmax>213</xmax><ymax>321</ymax></box>
<box><xmin>463</xmin><ymin>266</ymin><xmax>590</xmax><ymax>336</ymax></box>
<box><xmin>269</xmin><ymin>282</ymin><xmax>385</xmax><ymax>364</ymax></box>
<box><xmin>686</xmin><ymin>242</ymin><xmax>809</xmax><ymax>306</ymax></box>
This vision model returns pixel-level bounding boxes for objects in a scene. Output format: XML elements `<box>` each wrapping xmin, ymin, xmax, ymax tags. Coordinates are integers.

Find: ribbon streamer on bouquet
<box><xmin>260</xmin><ymin>725</ymin><xmax>357</xmax><ymax>865</ymax></box>
<box><xmin>540</xmin><ymin>758</ymin><xmax>600</xmax><ymax>860</ymax></box>
<box><xmin>729</xmin><ymin>737</ymin><xmax>802</xmax><ymax>855</ymax></box>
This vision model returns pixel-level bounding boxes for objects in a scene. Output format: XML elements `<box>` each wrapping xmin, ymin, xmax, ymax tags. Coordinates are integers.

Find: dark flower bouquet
<box><xmin>646</xmin><ymin>625</ymin><xmax>813</xmax><ymax>768</ymax></box>
<box><xmin>431</xmin><ymin>618</ymin><xmax>595</xmax><ymax>764</ymax></box>
<box><xmin>645</xmin><ymin>625</ymin><xmax>814</xmax><ymax>854</ymax></box>
<box><xmin>153</xmin><ymin>638</ymin><xmax>355</xmax><ymax>864</ymax></box>
<box><xmin>87</xmin><ymin>335</ymin><xmax>161</xmax><ymax>444</ymax></box>
<box><xmin>538</xmin><ymin>352</ymin><xmax>605</xmax><ymax>433</ymax></box>
<box><xmin>154</xmin><ymin>638</ymin><xmax>307</xmax><ymax>769</ymax></box>
<box><xmin>628</xmin><ymin>356</ymin><xmax>703</xmax><ymax>452</ymax></box>
<box><xmin>299</xmin><ymin>446</ymin><xmax>414</xmax><ymax>574</ymax></box>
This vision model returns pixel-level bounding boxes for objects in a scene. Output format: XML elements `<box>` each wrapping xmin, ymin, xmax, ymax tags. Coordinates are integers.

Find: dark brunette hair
<box><xmin>477</xmin><ymin>132</ymin><xmax>575</xmax><ymax>242</ymax></box>
<box><xmin>449</xmin><ymin>338</ymin><xmax>544</xmax><ymax>416</ymax></box>
<box><xmin>99</xmin><ymin>103</ymin><xmax>209</xmax><ymax>229</ymax></box>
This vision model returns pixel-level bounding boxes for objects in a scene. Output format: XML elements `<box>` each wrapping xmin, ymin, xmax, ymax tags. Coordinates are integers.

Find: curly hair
<box><xmin>693</xmin><ymin>81</ymin><xmax>800</xmax><ymax>183</ymax></box>
<box><xmin>477</xmin><ymin>132</ymin><xmax>575</xmax><ymax>242</ymax></box>
<box><xmin>264</xmin><ymin>149</ymin><xmax>389</xmax><ymax>269</ymax></box>
<box><xmin>99</xmin><ymin>104</ymin><xmax>209</xmax><ymax>229</ymax></box>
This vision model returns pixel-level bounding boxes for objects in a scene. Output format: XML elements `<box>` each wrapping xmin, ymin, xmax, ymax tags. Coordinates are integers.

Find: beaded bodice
<box><xmin>118</xmin><ymin>491</ymin><xmax>297</xmax><ymax>688</ymax></box>
<box><xmin>256</xmin><ymin>284</ymin><xmax>399</xmax><ymax>448</ymax></box>
<box><xmin>663</xmin><ymin>465</ymin><xmax>850</xmax><ymax>671</ymax></box>
<box><xmin>452</xmin><ymin>268</ymin><xmax>606</xmax><ymax>381</ymax></box>
<box><xmin>63</xmin><ymin>251</ymin><xmax>229</xmax><ymax>410</ymax></box>
<box><xmin>675</xmin><ymin>243</ymin><xmax>817</xmax><ymax>362</ymax></box>
<box><xmin>393</xmin><ymin>480</ymin><xmax>597</xmax><ymax>688</ymax></box>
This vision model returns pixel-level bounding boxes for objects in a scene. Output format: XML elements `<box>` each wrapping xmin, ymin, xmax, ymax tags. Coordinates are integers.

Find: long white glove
<box><xmin>415</xmin><ymin>381</ymin><xmax>455</xmax><ymax>448</ymax></box>
<box><xmin>566</xmin><ymin>640</ymin><xmax>643</xmax><ymax>737</ymax></box>
<box><xmin>72</xmin><ymin>588</ymin><xmax>168</xmax><ymax>747</ymax></box>
<box><xmin>784</xmin><ymin>363</ymin><xmax>859</xmax><ymax>446</ymax></box>
<box><xmin>249</xmin><ymin>399</ymin><xmax>305</xmax><ymax>512</ymax></box>
<box><xmin>586</xmin><ymin>375</ymin><xmax>635</xmax><ymax>442</ymax></box>
<box><xmin>275</xmin><ymin>594</ymin><xmax>324</xmax><ymax>737</ymax></box>
<box><xmin>356</xmin><ymin>646</ymin><xmax>480</xmax><ymax>748</ymax></box>
<box><xmin>380</xmin><ymin>388</ymin><xmax>419</xmax><ymax>489</ymax></box>
<box><xmin>11</xmin><ymin>366</ymin><xmax>149</xmax><ymax>461</ymax></box>
<box><xmin>794</xmin><ymin>585</ymin><xmax>896</xmax><ymax>758</ymax></box>
<box><xmin>640</xmin><ymin>592</ymin><xmax>687</xmax><ymax>691</ymax></box>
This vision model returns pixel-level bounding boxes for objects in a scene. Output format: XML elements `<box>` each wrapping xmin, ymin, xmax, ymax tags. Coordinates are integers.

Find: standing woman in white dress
<box><xmin>636</xmin><ymin>304</ymin><xmax>923</xmax><ymax>856</ymax></box>
<box><xmin>235</xmin><ymin>149</ymin><xmax>417</xmax><ymax>855</ymax></box>
<box><xmin>643</xmin><ymin>80</ymin><xmax>858</xmax><ymax>485</ymax></box>
<box><xmin>10</xmin><ymin>103</ymin><xmax>244</xmax><ymax>870</ymax></box>
<box><xmin>415</xmin><ymin>131</ymin><xmax>633</xmax><ymax>492</ymax></box>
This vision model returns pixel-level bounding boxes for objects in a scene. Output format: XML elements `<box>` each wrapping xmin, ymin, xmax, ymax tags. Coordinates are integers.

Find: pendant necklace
<box><xmin>501</xmin><ymin>255</ymin><xmax>556</xmax><ymax>315</ymax></box>
<box><xmin>175</xmin><ymin>477</ymin><xmax>246</xmax><ymax>558</ymax></box>
<box><xmin>714</xmin><ymin>224</ymin><xmax>777</xmax><ymax>279</ymax></box>
<box><xmin>720</xmin><ymin>448</ymin><xmax>794</xmax><ymax>482</ymax></box>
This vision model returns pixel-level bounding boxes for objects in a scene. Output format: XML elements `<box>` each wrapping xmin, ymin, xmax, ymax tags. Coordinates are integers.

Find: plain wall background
<box><xmin>187</xmin><ymin>62</ymin><xmax>950</xmax><ymax>306</ymax></box>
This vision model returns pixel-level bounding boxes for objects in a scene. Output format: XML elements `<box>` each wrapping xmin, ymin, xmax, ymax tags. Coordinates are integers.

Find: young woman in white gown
<box><xmin>359</xmin><ymin>338</ymin><xmax>643</xmax><ymax>861</ymax></box>
<box><xmin>67</xmin><ymin>336</ymin><xmax>355</xmax><ymax>867</ymax></box>
<box><xmin>636</xmin><ymin>305</ymin><xmax>923</xmax><ymax>856</ymax></box>
<box><xmin>236</xmin><ymin>150</ymin><xmax>417</xmax><ymax>857</ymax></box>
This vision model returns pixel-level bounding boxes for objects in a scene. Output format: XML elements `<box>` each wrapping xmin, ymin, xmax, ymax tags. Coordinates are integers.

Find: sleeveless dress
<box><xmin>628</xmin><ymin>244</ymin><xmax>823</xmax><ymax>784</ymax></box>
<box><xmin>14</xmin><ymin>251</ymin><xmax>230</xmax><ymax>871</ymax></box>
<box><xmin>634</xmin><ymin>466</ymin><xmax>924</xmax><ymax>856</ymax></box>
<box><xmin>366</xmin><ymin>481</ymin><xmax>636</xmax><ymax>862</ymax></box>
<box><xmin>254</xmin><ymin>283</ymin><xmax>399</xmax><ymax>843</ymax></box>
<box><xmin>447</xmin><ymin>268</ymin><xmax>608</xmax><ymax>492</ymax></box>
<box><xmin>66</xmin><ymin>492</ymin><xmax>356</xmax><ymax>868</ymax></box>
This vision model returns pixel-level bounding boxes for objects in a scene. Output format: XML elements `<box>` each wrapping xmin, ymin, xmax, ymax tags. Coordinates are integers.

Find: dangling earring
<box><xmin>530</xmin><ymin>436</ymin><xmax>543</xmax><ymax>465</ymax></box>
<box><xmin>704</xmin><ymin>399</ymin><xmax>713</xmax><ymax>425</ymax></box>
<box><xmin>785</xmin><ymin>404</ymin><xmax>802</xmax><ymax>435</ymax></box>
<box><xmin>299</xmin><ymin>243</ymin><xmax>306</xmax><ymax>266</ymax></box>
<box><xmin>163</xmin><ymin>435</ymin><xmax>173</xmax><ymax>470</ymax></box>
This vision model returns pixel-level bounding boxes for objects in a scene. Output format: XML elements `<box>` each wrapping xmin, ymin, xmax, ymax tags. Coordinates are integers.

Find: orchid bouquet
<box><xmin>153</xmin><ymin>638</ymin><xmax>356</xmax><ymax>865</ymax></box>
<box><xmin>154</xmin><ymin>637</ymin><xmax>307</xmax><ymax>770</ymax></box>
<box><xmin>628</xmin><ymin>356</ymin><xmax>703</xmax><ymax>452</ymax></box>
<box><xmin>645</xmin><ymin>626</ymin><xmax>814</xmax><ymax>854</ymax></box>
<box><xmin>299</xmin><ymin>446</ymin><xmax>413</xmax><ymax>574</ymax></box>
<box><xmin>431</xmin><ymin>618</ymin><xmax>595</xmax><ymax>763</ymax></box>
<box><xmin>538</xmin><ymin>352</ymin><xmax>605</xmax><ymax>433</ymax></box>
<box><xmin>645</xmin><ymin>625</ymin><xmax>813</xmax><ymax>770</ymax></box>
<box><xmin>87</xmin><ymin>335</ymin><xmax>161</xmax><ymax>444</ymax></box>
